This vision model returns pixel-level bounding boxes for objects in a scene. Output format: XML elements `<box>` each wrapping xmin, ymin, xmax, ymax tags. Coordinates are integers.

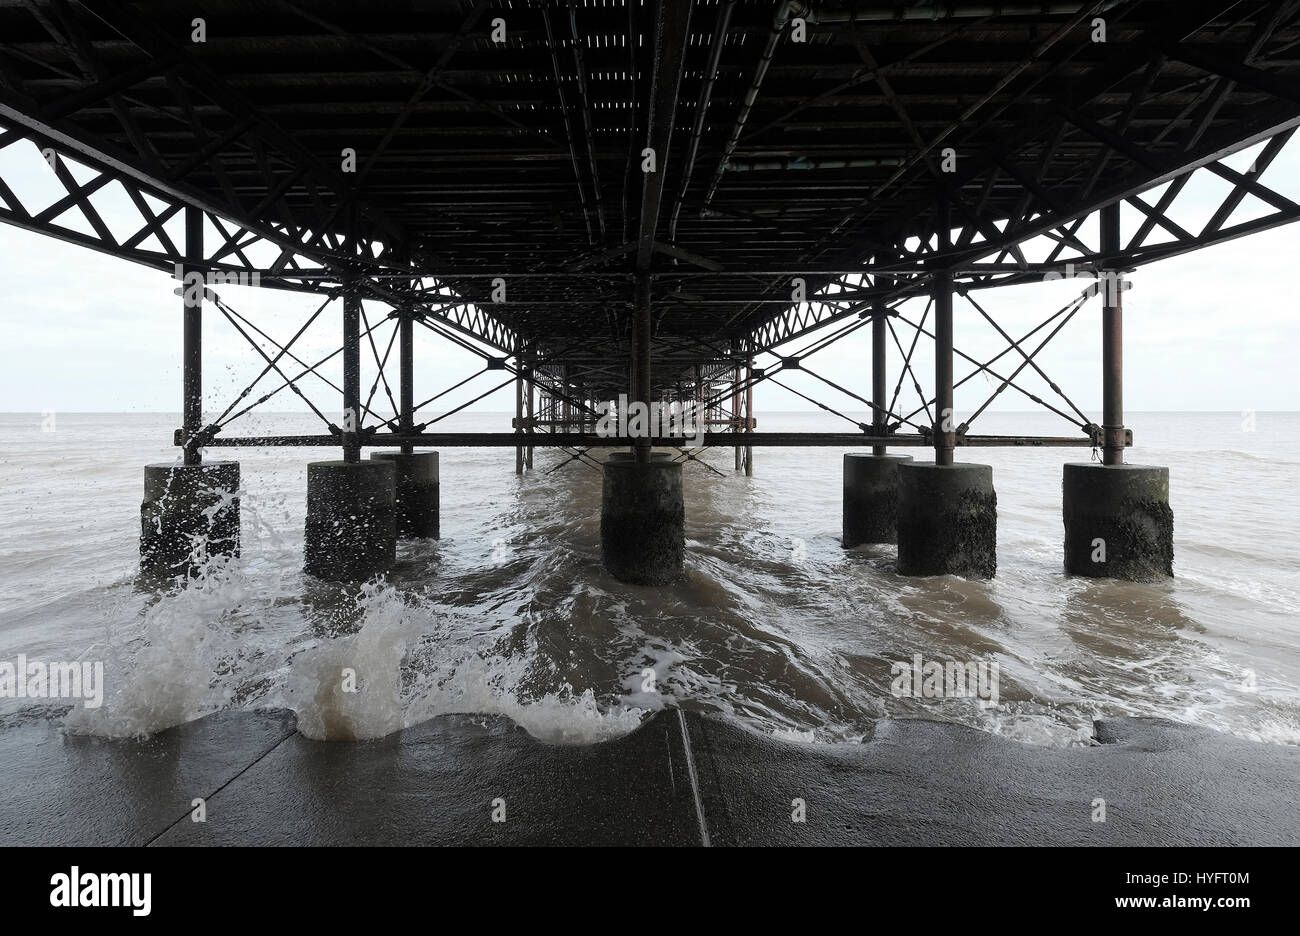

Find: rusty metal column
<box><xmin>142</xmin><ymin>204</ymin><xmax>241</xmax><ymax>574</ymax></box>
<box><xmin>633</xmin><ymin>273</ymin><xmax>652</xmax><ymax>463</ymax></box>
<box><xmin>744</xmin><ymin>346</ymin><xmax>754</xmax><ymax>476</ymax></box>
<box><xmin>896</xmin><ymin>206</ymin><xmax>996</xmax><ymax>577</ymax></box>
<box><xmin>1101</xmin><ymin>201</ymin><xmax>1125</xmax><ymax>466</ymax></box>
<box><xmin>872</xmin><ymin>301</ymin><xmax>887</xmax><ymax>457</ymax></box>
<box><xmin>399</xmin><ymin>306</ymin><xmax>414</xmax><ymax>455</ymax></box>
<box><xmin>562</xmin><ymin>365</ymin><xmax>572</xmax><ymax>430</ymax></box>
<box><xmin>525</xmin><ymin>361</ymin><xmax>535</xmax><ymax>469</ymax></box>
<box><xmin>730</xmin><ymin>339</ymin><xmax>741</xmax><ymax>470</ymax></box>
<box><xmin>182</xmin><ymin>206</ymin><xmax>203</xmax><ymax>465</ymax></box>
<box><xmin>515</xmin><ymin>339</ymin><xmax>524</xmax><ymax>474</ymax></box>
<box><xmin>933</xmin><ymin>270</ymin><xmax>955</xmax><ymax>466</ymax></box>
<box><xmin>342</xmin><ymin>277</ymin><xmax>362</xmax><ymax>463</ymax></box>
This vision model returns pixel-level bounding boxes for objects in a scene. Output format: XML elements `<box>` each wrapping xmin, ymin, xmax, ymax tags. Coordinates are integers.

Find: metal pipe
<box><xmin>399</xmin><ymin>306</ymin><xmax>414</xmax><ymax>456</ymax></box>
<box><xmin>669</xmin><ymin>0</ymin><xmax>734</xmax><ymax>243</ymax></box>
<box><xmin>342</xmin><ymin>280</ymin><xmax>362</xmax><ymax>463</ymax></box>
<box><xmin>515</xmin><ymin>338</ymin><xmax>525</xmax><ymax>474</ymax></box>
<box><xmin>1101</xmin><ymin>201</ymin><xmax>1124</xmax><ymax>465</ymax></box>
<box><xmin>702</xmin><ymin>0</ymin><xmax>804</xmax><ymax>208</ymax></box>
<box><xmin>731</xmin><ymin>338</ymin><xmax>742</xmax><ymax>469</ymax></box>
<box><xmin>872</xmin><ymin>302</ymin><xmax>887</xmax><ymax>457</ymax></box>
<box><xmin>526</xmin><ymin>364</ymin><xmax>535</xmax><ymax>469</ymax></box>
<box><xmin>199</xmin><ymin>432</ymin><xmax>1124</xmax><ymax>449</ymax></box>
<box><xmin>542</xmin><ymin>8</ymin><xmax>596</xmax><ymax>244</ymax></box>
<box><xmin>182</xmin><ymin>205</ymin><xmax>202</xmax><ymax>465</ymax></box>
<box><xmin>934</xmin><ymin>278</ymin><xmax>955</xmax><ymax>466</ymax></box>
<box><xmin>804</xmin><ymin>1</ymin><xmax>1122</xmax><ymax>22</ymax></box>
<box><xmin>567</xmin><ymin>1</ymin><xmax>607</xmax><ymax>239</ymax></box>
<box><xmin>725</xmin><ymin>156</ymin><xmax>906</xmax><ymax>172</ymax></box>
<box><xmin>935</xmin><ymin>200</ymin><xmax>955</xmax><ymax>466</ymax></box>
<box><xmin>745</xmin><ymin>347</ymin><xmax>755</xmax><ymax>476</ymax></box>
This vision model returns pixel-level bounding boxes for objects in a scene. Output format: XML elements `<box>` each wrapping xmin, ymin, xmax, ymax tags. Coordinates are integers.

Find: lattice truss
<box><xmin>4</xmin><ymin>0</ymin><xmax>1300</xmax><ymax>454</ymax></box>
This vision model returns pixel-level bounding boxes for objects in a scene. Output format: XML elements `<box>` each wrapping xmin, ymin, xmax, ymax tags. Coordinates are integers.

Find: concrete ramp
<box><xmin>1</xmin><ymin>709</ymin><xmax>1295</xmax><ymax>846</ymax></box>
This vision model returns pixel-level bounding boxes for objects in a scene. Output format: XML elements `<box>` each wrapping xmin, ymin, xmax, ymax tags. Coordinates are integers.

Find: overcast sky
<box><xmin>2</xmin><ymin>134</ymin><xmax>1298</xmax><ymax>423</ymax></box>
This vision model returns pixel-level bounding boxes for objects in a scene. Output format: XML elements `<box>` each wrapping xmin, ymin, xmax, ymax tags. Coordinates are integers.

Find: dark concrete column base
<box><xmin>600</xmin><ymin>460</ymin><xmax>684</xmax><ymax>586</ymax></box>
<box><xmin>304</xmin><ymin>460</ymin><xmax>396</xmax><ymax>580</ymax></box>
<box><xmin>607</xmin><ymin>451</ymin><xmax>672</xmax><ymax>461</ymax></box>
<box><xmin>843</xmin><ymin>453</ymin><xmax>913</xmax><ymax>547</ymax></box>
<box><xmin>369</xmin><ymin>451</ymin><xmax>439</xmax><ymax>539</ymax></box>
<box><xmin>140</xmin><ymin>462</ymin><xmax>241</xmax><ymax>575</ymax></box>
<box><xmin>1063</xmin><ymin>463</ymin><xmax>1173</xmax><ymax>580</ymax></box>
<box><xmin>896</xmin><ymin>462</ymin><xmax>997</xmax><ymax>578</ymax></box>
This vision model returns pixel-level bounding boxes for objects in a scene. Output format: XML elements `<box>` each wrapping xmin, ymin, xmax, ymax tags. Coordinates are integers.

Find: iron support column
<box><xmin>730</xmin><ymin>338</ymin><xmax>741</xmax><ymax>470</ymax></box>
<box><xmin>1101</xmin><ymin>202</ymin><xmax>1125</xmax><ymax>466</ymax></box>
<box><xmin>399</xmin><ymin>306</ymin><xmax>414</xmax><ymax>456</ymax></box>
<box><xmin>744</xmin><ymin>347</ymin><xmax>754</xmax><ymax>476</ymax></box>
<box><xmin>342</xmin><ymin>279</ymin><xmax>362</xmax><ymax>463</ymax></box>
<box><xmin>182</xmin><ymin>206</ymin><xmax>202</xmax><ymax>465</ymax></box>
<box><xmin>526</xmin><ymin>361</ymin><xmax>535</xmax><ymax>469</ymax></box>
<box><xmin>933</xmin><ymin>271</ymin><xmax>955</xmax><ymax>466</ymax></box>
<box><xmin>515</xmin><ymin>339</ymin><xmax>525</xmax><ymax>474</ymax></box>
<box><xmin>633</xmin><ymin>273</ymin><xmax>652</xmax><ymax>463</ymax></box>
<box><xmin>872</xmin><ymin>302</ymin><xmax>887</xmax><ymax>457</ymax></box>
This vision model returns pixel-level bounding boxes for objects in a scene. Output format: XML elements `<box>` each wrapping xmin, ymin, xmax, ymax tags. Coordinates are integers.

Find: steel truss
<box><xmin>2</xmin><ymin>1</ymin><xmax>1300</xmax><ymax>465</ymax></box>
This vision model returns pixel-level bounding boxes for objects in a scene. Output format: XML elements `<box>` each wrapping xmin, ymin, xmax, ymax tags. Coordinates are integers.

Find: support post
<box><xmin>182</xmin><ymin>206</ymin><xmax>202</xmax><ymax>465</ymax></box>
<box><xmin>342</xmin><ymin>279</ymin><xmax>362</xmax><ymax>463</ymax></box>
<box><xmin>1062</xmin><ymin>201</ymin><xmax>1173</xmax><ymax>579</ymax></box>
<box><xmin>895</xmin><ymin>199</ymin><xmax>997</xmax><ymax>577</ymax></box>
<box><xmin>633</xmin><ymin>272</ymin><xmax>652</xmax><ymax>463</ymax></box>
<box><xmin>142</xmin><ymin>206</ymin><xmax>242</xmax><ymax>575</ymax></box>
<box><xmin>515</xmin><ymin>339</ymin><xmax>525</xmax><ymax>474</ymax></box>
<box><xmin>600</xmin><ymin>270</ymin><xmax>684</xmax><ymax>584</ymax></box>
<box><xmin>1101</xmin><ymin>201</ymin><xmax>1125</xmax><ymax>466</ymax></box>
<box><xmin>399</xmin><ymin>305</ymin><xmax>414</xmax><ymax>456</ymax></box>
<box><xmin>562</xmin><ymin>365</ymin><xmax>572</xmax><ymax>430</ymax></box>
<box><xmin>526</xmin><ymin>362</ymin><xmax>535</xmax><ymax>469</ymax></box>
<box><xmin>369</xmin><ymin>303</ymin><xmax>439</xmax><ymax>539</ymax></box>
<box><xmin>843</xmin><ymin>299</ymin><xmax>911</xmax><ymax>547</ymax></box>
<box><xmin>872</xmin><ymin>301</ymin><xmax>887</xmax><ymax>458</ymax></box>
<box><xmin>731</xmin><ymin>338</ymin><xmax>742</xmax><ymax>470</ymax></box>
<box><xmin>744</xmin><ymin>346</ymin><xmax>754</xmax><ymax>476</ymax></box>
<box><xmin>933</xmin><ymin>270</ymin><xmax>955</xmax><ymax>466</ymax></box>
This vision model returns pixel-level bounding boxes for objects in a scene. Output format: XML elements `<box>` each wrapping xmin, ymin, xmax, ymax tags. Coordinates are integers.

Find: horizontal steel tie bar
<box><xmin>188</xmin><ymin>431</ymin><xmax>1131</xmax><ymax>449</ymax></box>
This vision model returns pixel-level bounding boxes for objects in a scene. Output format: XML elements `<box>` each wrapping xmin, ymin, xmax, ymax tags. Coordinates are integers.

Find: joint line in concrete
<box><xmin>676</xmin><ymin>709</ymin><xmax>711</xmax><ymax>848</ymax></box>
<box><xmin>143</xmin><ymin>723</ymin><xmax>298</xmax><ymax>847</ymax></box>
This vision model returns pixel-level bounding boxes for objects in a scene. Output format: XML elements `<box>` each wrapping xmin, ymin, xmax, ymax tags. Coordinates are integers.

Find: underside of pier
<box><xmin>4</xmin><ymin>0</ymin><xmax>1300</xmax><ymax>580</ymax></box>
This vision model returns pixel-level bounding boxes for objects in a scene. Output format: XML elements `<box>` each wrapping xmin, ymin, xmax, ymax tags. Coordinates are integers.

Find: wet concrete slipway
<box><xmin>1</xmin><ymin>709</ymin><xmax>1296</xmax><ymax>846</ymax></box>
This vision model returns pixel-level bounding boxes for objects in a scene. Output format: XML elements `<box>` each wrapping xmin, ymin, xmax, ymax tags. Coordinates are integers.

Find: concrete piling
<box><xmin>369</xmin><ymin>451</ymin><xmax>439</xmax><ymax>539</ymax></box>
<box><xmin>1063</xmin><ymin>463</ymin><xmax>1173</xmax><ymax>580</ymax></box>
<box><xmin>600</xmin><ymin>459</ymin><xmax>684</xmax><ymax>585</ymax></box>
<box><xmin>140</xmin><ymin>462</ymin><xmax>241</xmax><ymax>575</ymax></box>
<box><xmin>843</xmin><ymin>453</ymin><xmax>913</xmax><ymax>547</ymax></box>
<box><xmin>607</xmin><ymin>451</ymin><xmax>672</xmax><ymax>461</ymax></box>
<box><xmin>896</xmin><ymin>462</ymin><xmax>997</xmax><ymax>578</ymax></box>
<box><xmin>304</xmin><ymin>460</ymin><xmax>396</xmax><ymax>580</ymax></box>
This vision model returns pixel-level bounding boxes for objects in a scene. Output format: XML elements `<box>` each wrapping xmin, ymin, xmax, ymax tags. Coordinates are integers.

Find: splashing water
<box><xmin>1</xmin><ymin>411</ymin><xmax>1298</xmax><ymax>748</ymax></box>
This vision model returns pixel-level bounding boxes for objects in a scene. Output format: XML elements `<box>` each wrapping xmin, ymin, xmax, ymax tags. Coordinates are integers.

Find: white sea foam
<box><xmin>64</xmin><ymin>563</ymin><xmax>644</xmax><ymax>743</ymax></box>
<box><xmin>285</xmin><ymin>582</ymin><xmax>644</xmax><ymax>743</ymax></box>
<box><xmin>65</xmin><ymin>557</ymin><xmax>244</xmax><ymax>739</ymax></box>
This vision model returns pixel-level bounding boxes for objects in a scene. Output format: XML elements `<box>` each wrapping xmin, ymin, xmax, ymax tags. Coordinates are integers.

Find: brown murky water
<box><xmin>1</xmin><ymin>410</ymin><xmax>1297</xmax><ymax>747</ymax></box>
